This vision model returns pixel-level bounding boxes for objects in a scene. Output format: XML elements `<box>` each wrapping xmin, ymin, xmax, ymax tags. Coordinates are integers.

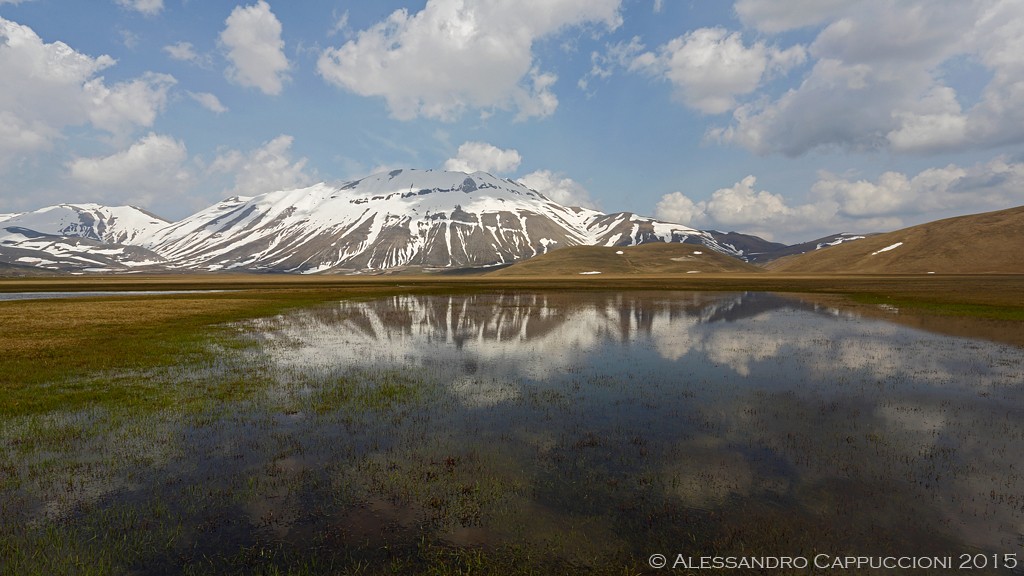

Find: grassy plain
<box><xmin>1</xmin><ymin>273</ymin><xmax>1022</xmax><ymax>574</ymax></box>
<box><xmin>1</xmin><ymin>272</ymin><xmax>1020</xmax><ymax>416</ymax></box>
<box><xmin>2</xmin><ymin>273</ymin><xmax>1022</xmax><ymax>416</ymax></box>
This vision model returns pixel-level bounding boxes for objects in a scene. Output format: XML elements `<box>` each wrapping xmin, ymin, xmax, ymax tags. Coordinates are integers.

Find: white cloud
<box><xmin>84</xmin><ymin>72</ymin><xmax>176</xmax><ymax>138</ymax></box>
<box><xmin>220</xmin><ymin>0</ymin><xmax>290</xmax><ymax>96</ymax></box>
<box><xmin>317</xmin><ymin>0</ymin><xmax>623</xmax><ymax>121</ymax></box>
<box><xmin>517</xmin><ymin>170</ymin><xmax>597</xmax><ymax>209</ymax></box>
<box><xmin>630</xmin><ymin>27</ymin><xmax>805</xmax><ymax>114</ymax></box>
<box><xmin>67</xmin><ymin>133</ymin><xmax>192</xmax><ymax>206</ymax></box>
<box><xmin>715</xmin><ymin>1</ymin><xmax>1024</xmax><ymax>156</ymax></box>
<box><xmin>657</xmin><ymin>175</ymin><xmax>820</xmax><ymax>238</ymax></box>
<box><xmin>188</xmin><ymin>91</ymin><xmax>227</xmax><ymax>113</ymax></box>
<box><xmin>328</xmin><ymin>10</ymin><xmax>350</xmax><ymax>37</ymax></box>
<box><xmin>813</xmin><ymin>157</ymin><xmax>1024</xmax><ymax>219</ymax></box>
<box><xmin>655</xmin><ymin>157</ymin><xmax>1024</xmax><ymax>241</ymax></box>
<box><xmin>115</xmin><ymin>0</ymin><xmax>163</xmax><ymax>16</ymax></box>
<box><xmin>0</xmin><ymin>17</ymin><xmax>175</xmax><ymax>154</ymax></box>
<box><xmin>0</xmin><ymin>111</ymin><xmax>50</xmax><ymax>155</ymax></box>
<box><xmin>655</xmin><ymin>191</ymin><xmax>705</xmax><ymax>227</ymax></box>
<box><xmin>163</xmin><ymin>41</ymin><xmax>197</xmax><ymax>61</ymax></box>
<box><xmin>162</xmin><ymin>41</ymin><xmax>213</xmax><ymax>68</ymax></box>
<box><xmin>209</xmin><ymin>135</ymin><xmax>314</xmax><ymax>197</ymax></box>
<box><xmin>587</xmin><ymin>28</ymin><xmax>804</xmax><ymax>114</ymax></box>
<box><xmin>120</xmin><ymin>29</ymin><xmax>139</xmax><ymax>49</ymax></box>
<box><xmin>734</xmin><ymin>0</ymin><xmax>848</xmax><ymax>33</ymax></box>
<box><xmin>443</xmin><ymin>141</ymin><xmax>522</xmax><ymax>174</ymax></box>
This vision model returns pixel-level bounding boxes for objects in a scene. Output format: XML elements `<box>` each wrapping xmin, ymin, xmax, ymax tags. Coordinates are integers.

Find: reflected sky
<box><xmin>242</xmin><ymin>292</ymin><xmax>1024</xmax><ymax>552</ymax></box>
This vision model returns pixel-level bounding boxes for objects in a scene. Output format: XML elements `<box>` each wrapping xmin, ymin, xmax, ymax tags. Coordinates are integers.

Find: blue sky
<box><xmin>2</xmin><ymin>0</ymin><xmax>1024</xmax><ymax>242</ymax></box>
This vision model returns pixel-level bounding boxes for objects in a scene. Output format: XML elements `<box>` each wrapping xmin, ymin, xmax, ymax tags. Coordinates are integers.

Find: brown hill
<box><xmin>767</xmin><ymin>205</ymin><xmax>1024</xmax><ymax>274</ymax></box>
<box><xmin>488</xmin><ymin>242</ymin><xmax>762</xmax><ymax>276</ymax></box>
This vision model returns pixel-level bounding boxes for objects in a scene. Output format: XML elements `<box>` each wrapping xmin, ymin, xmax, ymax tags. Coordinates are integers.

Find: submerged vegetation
<box><xmin>1</xmin><ymin>277</ymin><xmax>1023</xmax><ymax>574</ymax></box>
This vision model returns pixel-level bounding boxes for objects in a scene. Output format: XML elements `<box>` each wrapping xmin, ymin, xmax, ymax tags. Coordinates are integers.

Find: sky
<box><xmin>2</xmin><ymin>0</ymin><xmax>1024</xmax><ymax>243</ymax></box>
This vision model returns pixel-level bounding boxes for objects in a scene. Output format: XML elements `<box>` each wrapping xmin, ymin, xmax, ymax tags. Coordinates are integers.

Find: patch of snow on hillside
<box><xmin>871</xmin><ymin>242</ymin><xmax>903</xmax><ymax>256</ymax></box>
<box><xmin>817</xmin><ymin>235</ymin><xmax>865</xmax><ymax>250</ymax></box>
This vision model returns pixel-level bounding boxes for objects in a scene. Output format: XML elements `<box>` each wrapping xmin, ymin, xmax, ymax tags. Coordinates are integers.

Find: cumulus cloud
<box><xmin>655</xmin><ymin>191</ymin><xmax>707</xmax><ymax>227</ymax></box>
<box><xmin>655</xmin><ymin>157</ymin><xmax>1024</xmax><ymax>241</ymax></box>
<box><xmin>814</xmin><ymin>157</ymin><xmax>1024</xmax><ymax>218</ymax></box>
<box><xmin>443</xmin><ymin>141</ymin><xmax>522</xmax><ymax>174</ymax></box>
<box><xmin>209</xmin><ymin>135</ymin><xmax>314</xmax><ymax>197</ymax></box>
<box><xmin>67</xmin><ymin>133</ymin><xmax>192</xmax><ymax>206</ymax></box>
<box><xmin>317</xmin><ymin>0</ymin><xmax>623</xmax><ymax>121</ymax></box>
<box><xmin>629</xmin><ymin>27</ymin><xmax>805</xmax><ymax>114</ymax></box>
<box><xmin>714</xmin><ymin>0</ymin><xmax>1024</xmax><ymax>156</ymax></box>
<box><xmin>0</xmin><ymin>16</ymin><xmax>175</xmax><ymax>154</ymax></box>
<box><xmin>656</xmin><ymin>176</ymin><xmax>825</xmax><ymax>239</ymax></box>
<box><xmin>188</xmin><ymin>91</ymin><xmax>227</xmax><ymax>113</ymax></box>
<box><xmin>517</xmin><ymin>170</ymin><xmax>597</xmax><ymax>209</ymax></box>
<box><xmin>115</xmin><ymin>0</ymin><xmax>163</xmax><ymax>16</ymax></box>
<box><xmin>220</xmin><ymin>1</ymin><xmax>290</xmax><ymax>95</ymax></box>
<box><xmin>85</xmin><ymin>72</ymin><xmax>176</xmax><ymax>138</ymax></box>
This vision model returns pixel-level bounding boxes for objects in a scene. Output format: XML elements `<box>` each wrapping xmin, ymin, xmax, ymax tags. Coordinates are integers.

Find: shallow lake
<box><xmin>3</xmin><ymin>291</ymin><xmax>1022</xmax><ymax>574</ymax></box>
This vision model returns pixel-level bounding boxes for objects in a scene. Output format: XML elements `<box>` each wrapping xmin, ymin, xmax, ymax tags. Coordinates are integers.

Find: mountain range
<box><xmin>0</xmin><ymin>169</ymin><xmax>785</xmax><ymax>275</ymax></box>
<box><xmin>1</xmin><ymin>169</ymin><xmax>1020</xmax><ymax>275</ymax></box>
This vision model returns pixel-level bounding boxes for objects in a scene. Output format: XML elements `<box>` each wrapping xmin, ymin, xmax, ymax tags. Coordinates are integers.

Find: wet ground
<box><xmin>2</xmin><ymin>291</ymin><xmax>1022</xmax><ymax>574</ymax></box>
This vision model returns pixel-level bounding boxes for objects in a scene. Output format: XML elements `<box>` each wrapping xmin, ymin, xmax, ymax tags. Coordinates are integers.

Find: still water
<box><xmin>242</xmin><ymin>292</ymin><xmax>1024</xmax><ymax>563</ymax></box>
<box><xmin>0</xmin><ymin>290</ymin><xmax>229</xmax><ymax>301</ymax></box>
<box><xmin>4</xmin><ymin>291</ymin><xmax>1022</xmax><ymax>574</ymax></box>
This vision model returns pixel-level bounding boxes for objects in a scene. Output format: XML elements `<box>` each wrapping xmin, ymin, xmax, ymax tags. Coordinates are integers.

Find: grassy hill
<box><xmin>768</xmin><ymin>205</ymin><xmax>1024</xmax><ymax>274</ymax></box>
<box><xmin>488</xmin><ymin>242</ymin><xmax>762</xmax><ymax>276</ymax></box>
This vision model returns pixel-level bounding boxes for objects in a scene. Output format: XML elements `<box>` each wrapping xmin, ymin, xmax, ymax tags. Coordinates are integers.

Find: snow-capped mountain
<box><xmin>742</xmin><ymin>232</ymin><xmax>870</xmax><ymax>263</ymax></box>
<box><xmin>1</xmin><ymin>170</ymin><xmax>824</xmax><ymax>274</ymax></box>
<box><xmin>0</xmin><ymin>204</ymin><xmax>169</xmax><ymax>273</ymax></box>
<box><xmin>2</xmin><ymin>204</ymin><xmax>169</xmax><ymax>245</ymax></box>
<box><xmin>141</xmin><ymin>169</ymin><xmax>744</xmax><ymax>273</ymax></box>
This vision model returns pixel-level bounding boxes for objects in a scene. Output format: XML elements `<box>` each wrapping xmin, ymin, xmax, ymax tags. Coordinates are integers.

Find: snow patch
<box><xmin>870</xmin><ymin>242</ymin><xmax>904</xmax><ymax>256</ymax></box>
<box><xmin>579</xmin><ymin>271</ymin><xmax>602</xmax><ymax>275</ymax></box>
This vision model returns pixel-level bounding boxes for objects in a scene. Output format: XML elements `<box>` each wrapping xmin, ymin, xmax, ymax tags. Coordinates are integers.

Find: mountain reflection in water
<box><xmin>239</xmin><ymin>291</ymin><xmax>1023</xmax><ymax>555</ymax></box>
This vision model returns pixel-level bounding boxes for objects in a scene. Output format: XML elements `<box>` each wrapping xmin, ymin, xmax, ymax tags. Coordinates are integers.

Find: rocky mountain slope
<box><xmin>138</xmin><ymin>169</ymin><xmax>750</xmax><ymax>273</ymax></box>
<box><xmin>0</xmin><ymin>205</ymin><xmax>168</xmax><ymax>273</ymax></box>
<box><xmin>489</xmin><ymin>242</ymin><xmax>762</xmax><ymax>276</ymax></box>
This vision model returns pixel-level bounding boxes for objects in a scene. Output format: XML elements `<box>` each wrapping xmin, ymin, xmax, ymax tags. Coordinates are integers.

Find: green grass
<box><xmin>849</xmin><ymin>293</ymin><xmax>1024</xmax><ymax>321</ymax></box>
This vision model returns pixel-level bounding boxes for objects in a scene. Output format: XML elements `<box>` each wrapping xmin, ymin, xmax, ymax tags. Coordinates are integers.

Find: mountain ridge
<box><xmin>11</xmin><ymin>169</ymin><xmax>1013</xmax><ymax>275</ymax></box>
<box><xmin>767</xmin><ymin>205</ymin><xmax>1024</xmax><ymax>274</ymax></box>
<box><xmin>4</xmin><ymin>170</ymin><xmax>780</xmax><ymax>274</ymax></box>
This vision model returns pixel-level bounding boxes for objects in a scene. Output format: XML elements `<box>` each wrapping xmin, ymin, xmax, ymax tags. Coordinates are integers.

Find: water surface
<box><xmin>3</xmin><ymin>291</ymin><xmax>1022</xmax><ymax>574</ymax></box>
<box><xmin>242</xmin><ymin>292</ymin><xmax>1024</xmax><ymax>557</ymax></box>
<box><xmin>0</xmin><ymin>290</ymin><xmax>229</xmax><ymax>301</ymax></box>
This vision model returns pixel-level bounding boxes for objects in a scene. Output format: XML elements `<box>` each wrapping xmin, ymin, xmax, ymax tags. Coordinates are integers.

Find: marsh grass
<box><xmin>848</xmin><ymin>293</ymin><xmax>1024</xmax><ymax>321</ymax></box>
